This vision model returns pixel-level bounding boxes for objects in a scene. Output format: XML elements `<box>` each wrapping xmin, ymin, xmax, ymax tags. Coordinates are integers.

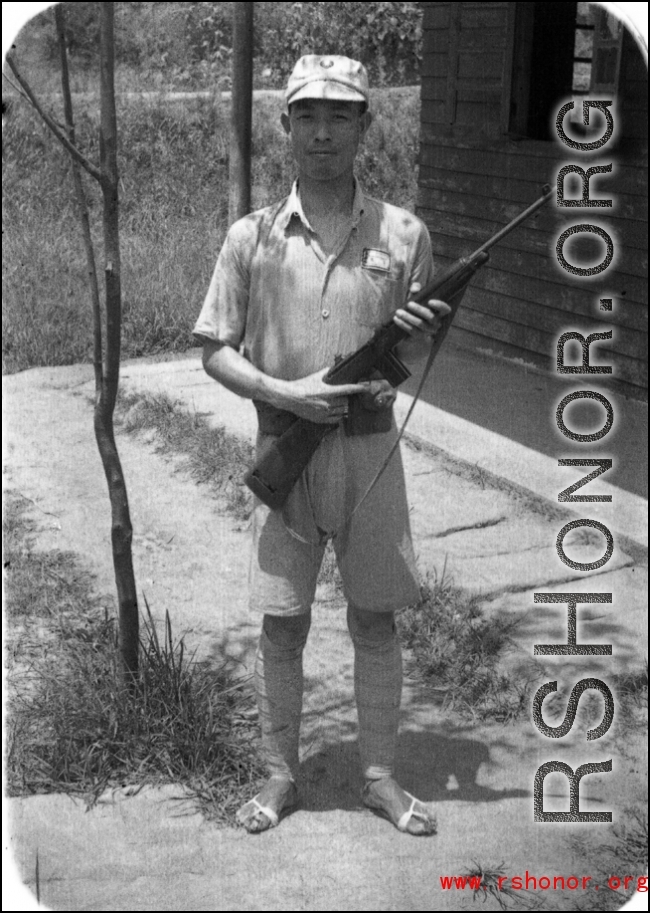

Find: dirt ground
<box><xmin>3</xmin><ymin>359</ymin><xmax>648</xmax><ymax>912</ymax></box>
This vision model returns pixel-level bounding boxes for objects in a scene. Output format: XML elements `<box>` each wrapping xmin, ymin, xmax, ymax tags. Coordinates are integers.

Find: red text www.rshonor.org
<box><xmin>439</xmin><ymin>874</ymin><xmax>648</xmax><ymax>893</ymax></box>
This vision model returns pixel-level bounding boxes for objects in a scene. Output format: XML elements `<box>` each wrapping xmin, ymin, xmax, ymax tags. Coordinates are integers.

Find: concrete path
<box><xmin>3</xmin><ymin>348</ymin><xmax>647</xmax><ymax>911</ymax></box>
<box><xmin>401</xmin><ymin>340</ymin><xmax>648</xmax><ymax>500</ymax></box>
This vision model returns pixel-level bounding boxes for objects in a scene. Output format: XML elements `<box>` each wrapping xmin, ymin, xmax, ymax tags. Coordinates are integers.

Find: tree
<box><xmin>7</xmin><ymin>2</ymin><xmax>139</xmax><ymax>683</ymax></box>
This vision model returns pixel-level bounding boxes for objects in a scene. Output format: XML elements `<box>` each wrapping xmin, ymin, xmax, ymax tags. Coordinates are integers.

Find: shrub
<box><xmin>184</xmin><ymin>1</ymin><xmax>422</xmax><ymax>86</ymax></box>
<box><xmin>184</xmin><ymin>1</ymin><xmax>233</xmax><ymax>65</ymax></box>
<box><xmin>259</xmin><ymin>1</ymin><xmax>422</xmax><ymax>86</ymax></box>
<box><xmin>11</xmin><ymin>2</ymin><xmax>422</xmax><ymax>91</ymax></box>
<box><xmin>25</xmin><ymin>1</ymin><xmax>187</xmax><ymax>69</ymax></box>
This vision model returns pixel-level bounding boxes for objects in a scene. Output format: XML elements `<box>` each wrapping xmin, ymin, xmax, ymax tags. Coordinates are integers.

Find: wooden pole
<box><xmin>229</xmin><ymin>2</ymin><xmax>254</xmax><ymax>223</ymax></box>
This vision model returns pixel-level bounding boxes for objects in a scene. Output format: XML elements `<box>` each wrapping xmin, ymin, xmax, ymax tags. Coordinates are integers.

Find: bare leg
<box><xmin>237</xmin><ymin>613</ymin><xmax>310</xmax><ymax>833</ymax></box>
<box><xmin>348</xmin><ymin>603</ymin><xmax>437</xmax><ymax>836</ymax></box>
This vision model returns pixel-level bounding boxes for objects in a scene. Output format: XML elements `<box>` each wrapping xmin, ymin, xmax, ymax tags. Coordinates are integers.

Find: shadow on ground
<box><xmin>298</xmin><ymin>731</ymin><xmax>528</xmax><ymax>814</ymax></box>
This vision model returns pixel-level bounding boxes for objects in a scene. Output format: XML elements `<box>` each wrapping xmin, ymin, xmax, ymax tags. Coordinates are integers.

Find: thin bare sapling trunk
<box><xmin>7</xmin><ymin>3</ymin><xmax>139</xmax><ymax>682</ymax></box>
<box><xmin>96</xmin><ymin>2</ymin><xmax>139</xmax><ymax>680</ymax></box>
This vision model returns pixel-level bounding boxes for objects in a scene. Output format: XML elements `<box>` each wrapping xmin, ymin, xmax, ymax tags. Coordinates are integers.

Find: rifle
<box><xmin>245</xmin><ymin>186</ymin><xmax>553</xmax><ymax>510</ymax></box>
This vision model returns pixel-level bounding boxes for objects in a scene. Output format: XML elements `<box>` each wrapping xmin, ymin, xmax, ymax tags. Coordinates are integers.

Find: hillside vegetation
<box><xmin>11</xmin><ymin>2</ymin><xmax>423</xmax><ymax>94</ymax></box>
<box><xmin>3</xmin><ymin>85</ymin><xmax>420</xmax><ymax>373</ymax></box>
<box><xmin>4</xmin><ymin>3</ymin><xmax>423</xmax><ymax>373</ymax></box>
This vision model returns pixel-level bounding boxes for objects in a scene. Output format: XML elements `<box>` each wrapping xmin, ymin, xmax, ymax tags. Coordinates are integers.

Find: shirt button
<box><xmin>322</xmin><ymin>309</ymin><xmax>330</xmax><ymax>319</ymax></box>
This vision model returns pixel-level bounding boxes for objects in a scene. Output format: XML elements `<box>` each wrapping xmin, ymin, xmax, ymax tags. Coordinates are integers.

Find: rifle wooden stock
<box><xmin>245</xmin><ymin>419</ymin><xmax>333</xmax><ymax>509</ymax></box>
<box><xmin>245</xmin><ymin>188</ymin><xmax>553</xmax><ymax>509</ymax></box>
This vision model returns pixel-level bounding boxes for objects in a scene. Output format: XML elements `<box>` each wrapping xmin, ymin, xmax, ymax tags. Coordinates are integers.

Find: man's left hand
<box><xmin>393</xmin><ymin>282</ymin><xmax>452</xmax><ymax>339</ymax></box>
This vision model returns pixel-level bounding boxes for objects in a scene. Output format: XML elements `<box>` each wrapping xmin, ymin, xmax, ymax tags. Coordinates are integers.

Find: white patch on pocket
<box><xmin>362</xmin><ymin>248</ymin><xmax>391</xmax><ymax>272</ymax></box>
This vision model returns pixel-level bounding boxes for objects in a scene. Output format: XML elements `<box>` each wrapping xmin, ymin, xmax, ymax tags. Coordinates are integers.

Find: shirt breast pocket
<box><xmin>358</xmin><ymin>265</ymin><xmax>405</xmax><ymax>327</ymax></box>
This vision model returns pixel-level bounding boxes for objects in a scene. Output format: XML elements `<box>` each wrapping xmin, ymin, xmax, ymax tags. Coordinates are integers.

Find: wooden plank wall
<box><xmin>418</xmin><ymin>1</ymin><xmax>648</xmax><ymax>401</ymax></box>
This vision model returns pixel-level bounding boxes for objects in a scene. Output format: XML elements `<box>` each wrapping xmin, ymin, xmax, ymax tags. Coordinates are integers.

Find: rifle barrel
<box><xmin>475</xmin><ymin>187</ymin><xmax>553</xmax><ymax>256</ymax></box>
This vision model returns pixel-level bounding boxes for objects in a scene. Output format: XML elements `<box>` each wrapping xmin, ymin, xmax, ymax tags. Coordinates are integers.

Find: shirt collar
<box><xmin>279</xmin><ymin>179</ymin><xmax>366</xmax><ymax>232</ymax></box>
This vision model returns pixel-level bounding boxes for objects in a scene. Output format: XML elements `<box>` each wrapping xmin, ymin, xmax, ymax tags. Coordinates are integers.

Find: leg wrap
<box><xmin>347</xmin><ymin>605</ymin><xmax>402</xmax><ymax>781</ymax></box>
<box><xmin>255</xmin><ymin>614</ymin><xmax>310</xmax><ymax>781</ymax></box>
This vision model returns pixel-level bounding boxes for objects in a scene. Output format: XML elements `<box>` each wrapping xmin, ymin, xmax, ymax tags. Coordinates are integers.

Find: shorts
<box><xmin>249</xmin><ymin>424</ymin><xmax>420</xmax><ymax>615</ymax></box>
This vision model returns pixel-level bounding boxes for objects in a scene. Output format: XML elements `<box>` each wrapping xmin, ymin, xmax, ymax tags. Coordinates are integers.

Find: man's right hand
<box><xmin>271</xmin><ymin>368</ymin><xmax>368</xmax><ymax>424</ymax></box>
<box><xmin>201</xmin><ymin>343</ymin><xmax>367</xmax><ymax>425</ymax></box>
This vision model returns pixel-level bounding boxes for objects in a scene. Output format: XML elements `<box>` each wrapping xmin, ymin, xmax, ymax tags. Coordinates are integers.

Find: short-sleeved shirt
<box><xmin>193</xmin><ymin>181</ymin><xmax>434</xmax><ymax>379</ymax></box>
<box><xmin>194</xmin><ymin>181</ymin><xmax>434</xmax><ymax>610</ymax></box>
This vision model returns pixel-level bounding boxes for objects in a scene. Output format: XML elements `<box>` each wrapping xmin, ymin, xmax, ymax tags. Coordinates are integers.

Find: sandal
<box><xmin>239</xmin><ymin>795</ymin><xmax>280</xmax><ymax>829</ymax></box>
<box><xmin>237</xmin><ymin>781</ymin><xmax>298</xmax><ymax>833</ymax></box>
<box><xmin>362</xmin><ymin>781</ymin><xmax>437</xmax><ymax>835</ymax></box>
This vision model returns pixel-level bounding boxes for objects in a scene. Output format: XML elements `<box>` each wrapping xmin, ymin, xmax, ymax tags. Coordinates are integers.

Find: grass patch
<box><xmin>597</xmin><ymin>808</ymin><xmax>648</xmax><ymax>906</ymax></box>
<box><xmin>3</xmin><ymin>87</ymin><xmax>420</xmax><ymax>374</ymax></box>
<box><xmin>3</xmin><ymin>499</ymin><xmax>96</xmax><ymax>625</ymax></box>
<box><xmin>563</xmin><ymin>808</ymin><xmax>649</xmax><ymax>911</ymax></box>
<box><xmin>118</xmin><ymin>390</ymin><xmax>254</xmax><ymax>522</ymax></box>
<box><xmin>611</xmin><ymin>663</ymin><xmax>648</xmax><ymax>723</ymax></box>
<box><xmin>464</xmin><ymin>811</ymin><xmax>648</xmax><ymax>911</ymax></box>
<box><xmin>397</xmin><ymin>562</ymin><xmax>528</xmax><ymax>721</ymax></box>
<box><xmin>4</xmin><ymin>492</ymin><xmax>264</xmax><ymax>822</ymax></box>
<box><xmin>460</xmin><ymin>860</ymin><xmax>527</xmax><ymax>910</ymax></box>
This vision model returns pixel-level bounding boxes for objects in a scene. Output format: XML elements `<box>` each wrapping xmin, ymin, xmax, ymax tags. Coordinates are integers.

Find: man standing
<box><xmin>194</xmin><ymin>56</ymin><xmax>449</xmax><ymax>835</ymax></box>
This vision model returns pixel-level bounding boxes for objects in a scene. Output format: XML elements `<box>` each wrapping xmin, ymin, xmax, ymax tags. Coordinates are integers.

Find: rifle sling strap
<box><xmin>344</xmin><ymin>277</ymin><xmax>474</xmax><ymax>524</ymax></box>
<box><xmin>341</xmin><ymin>336</ymin><xmax>437</xmax><ymax>526</ymax></box>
